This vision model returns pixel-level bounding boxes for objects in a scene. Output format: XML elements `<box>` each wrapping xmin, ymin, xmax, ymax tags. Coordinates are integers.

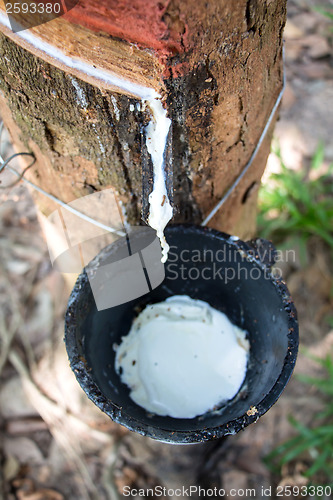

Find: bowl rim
<box><xmin>64</xmin><ymin>224</ymin><xmax>299</xmax><ymax>444</ymax></box>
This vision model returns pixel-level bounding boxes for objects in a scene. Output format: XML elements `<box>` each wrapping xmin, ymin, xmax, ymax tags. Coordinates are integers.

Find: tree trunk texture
<box><xmin>0</xmin><ymin>0</ymin><xmax>286</xmax><ymax>239</ymax></box>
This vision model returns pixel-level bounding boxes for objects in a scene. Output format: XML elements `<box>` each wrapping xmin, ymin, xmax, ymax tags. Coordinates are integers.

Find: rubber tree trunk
<box><xmin>0</xmin><ymin>0</ymin><xmax>286</xmax><ymax>238</ymax></box>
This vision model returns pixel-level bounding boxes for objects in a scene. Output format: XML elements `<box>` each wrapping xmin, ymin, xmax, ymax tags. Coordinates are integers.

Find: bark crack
<box><xmin>102</xmin><ymin>94</ymin><xmax>139</xmax><ymax>220</ymax></box>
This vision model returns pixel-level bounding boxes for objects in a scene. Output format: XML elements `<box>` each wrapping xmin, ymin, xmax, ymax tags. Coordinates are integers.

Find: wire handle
<box><xmin>0</xmin><ymin>45</ymin><xmax>285</xmax><ymax>232</ymax></box>
<box><xmin>0</xmin><ymin>122</ymin><xmax>126</xmax><ymax>237</ymax></box>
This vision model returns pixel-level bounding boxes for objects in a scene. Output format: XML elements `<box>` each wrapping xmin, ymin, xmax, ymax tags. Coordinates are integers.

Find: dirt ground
<box><xmin>0</xmin><ymin>0</ymin><xmax>333</xmax><ymax>499</ymax></box>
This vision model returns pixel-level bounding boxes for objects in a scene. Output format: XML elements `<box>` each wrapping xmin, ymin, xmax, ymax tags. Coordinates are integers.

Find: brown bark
<box><xmin>0</xmin><ymin>0</ymin><xmax>286</xmax><ymax>239</ymax></box>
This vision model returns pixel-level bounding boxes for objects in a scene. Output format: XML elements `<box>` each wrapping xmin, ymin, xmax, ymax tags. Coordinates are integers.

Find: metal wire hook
<box><xmin>0</xmin><ymin>152</ymin><xmax>36</xmax><ymax>188</ymax></box>
<box><xmin>0</xmin><ymin>121</ymin><xmax>126</xmax><ymax>237</ymax></box>
<box><xmin>0</xmin><ymin>121</ymin><xmax>36</xmax><ymax>188</ymax></box>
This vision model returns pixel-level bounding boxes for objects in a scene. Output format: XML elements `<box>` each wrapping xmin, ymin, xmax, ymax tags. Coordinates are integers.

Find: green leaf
<box><xmin>280</xmin><ymin>437</ymin><xmax>324</xmax><ymax>465</ymax></box>
<box><xmin>311</xmin><ymin>142</ymin><xmax>325</xmax><ymax>170</ymax></box>
<box><xmin>296</xmin><ymin>375</ymin><xmax>333</xmax><ymax>395</ymax></box>
<box><xmin>305</xmin><ymin>448</ymin><xmax>331</xmax><ymax>478</ymax></box>
<box><xmin>313</xmin><ymin>6</ymin><xmax>333</xmax><ymax>21</ymax></box>
<box><xmin>258</xmin><ymin>140</ymin><xmax>333</xmax><ymax>251</ymax></box>
<box><xmin>265</xmin><ymin>435</ymin><xmax>304</xmax><ymax>462</ymax></box>
<box><xmin>264</xmin><ymin>352</ymin><xmax>333</xmax><ymax>483</ymax></box>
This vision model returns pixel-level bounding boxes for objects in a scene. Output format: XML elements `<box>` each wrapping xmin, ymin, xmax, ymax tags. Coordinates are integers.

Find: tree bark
<box><xmin>0</xmin><ymin>0</ymin><xmax>286</xmax><ymax>239</ymax></box>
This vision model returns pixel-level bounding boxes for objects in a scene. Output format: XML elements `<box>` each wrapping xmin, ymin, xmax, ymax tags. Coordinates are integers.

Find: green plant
<box><xmin>258</xmin><ymin>143</ymin><xmax>333</xmax><ymax>250</ymax></box>
<box><xmin>325</xmin><ymin>315</ymin><xmax>333</xmax><ymax>330</ymax></box>
<box><xmin>265</xmin><ymin>353</ymin><xmax>333</xmax><ymax>486</ymax></box>
<box><xmin>314</xmin><ymin>6</ymin><xmax>333</xmax><ymax>25</ymax></box>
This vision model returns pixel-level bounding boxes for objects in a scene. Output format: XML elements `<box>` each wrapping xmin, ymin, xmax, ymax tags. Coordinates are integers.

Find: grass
<box><xmin>259</xmin><ymin>144</ymin><xmax>333</xmax><ymax>489</ymax></box>
<box><xmin>264</xmin><ymin>353</ymin><xmax>333</xmax><ymax>488</ymax></box>
<box><xmin>257</xmin><ymin>142</ymin><xmax>333</xmax><ymax>252</ymax></box>
<box><xmin>314</xmin><ymin>6</ymin><xmax>333</xmax><ymax>29</ymax></box>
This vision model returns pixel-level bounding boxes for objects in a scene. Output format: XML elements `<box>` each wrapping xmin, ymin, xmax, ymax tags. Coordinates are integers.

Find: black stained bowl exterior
<box><xmin>65</xmin><ymin>225</ymin><xmax>299</xmax><ymax>444</ymax></box>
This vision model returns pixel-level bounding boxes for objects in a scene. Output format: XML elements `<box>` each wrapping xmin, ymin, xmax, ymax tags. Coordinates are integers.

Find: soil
<box><xmin>0</xmin><ymin>0</ymin><xmax>332</xmax><ymax>499</ymax></box>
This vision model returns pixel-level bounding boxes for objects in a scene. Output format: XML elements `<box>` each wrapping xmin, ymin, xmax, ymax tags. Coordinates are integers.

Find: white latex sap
<box><xmin>115</xmin><ymin>295</ymin><xmax>249</xmax><ymax>419</ymax></box>
<box><xmin>145</xmin><ymin>98</ymin><xmax>173</xmax><ymax>263</ymax></box>
<box><xmin>0</xmin><ymin>13</ymin><xmax>173</xmax><ymax>262</ymax></box>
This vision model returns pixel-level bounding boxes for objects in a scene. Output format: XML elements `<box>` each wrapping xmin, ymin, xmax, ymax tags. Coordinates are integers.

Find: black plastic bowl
<box><xmin>65</xmin><ymin>225</ymin><xmax>298</xmax><ymax>444</ymax></box>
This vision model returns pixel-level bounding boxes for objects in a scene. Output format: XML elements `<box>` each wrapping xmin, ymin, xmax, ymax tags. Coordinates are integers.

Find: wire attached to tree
<box><xmin>0</xmin><ymin>122</ymin><xmax>126</xmax><ymax>237</ymax></box>
<box><xmin>0</xmin><ymin>46</ymin><xmax>286</xmax><ymax>233</ymax></box>
<box><xmin>201</xmin><ymin>57</ymin><xmax>286</xmax><ymax>226</ymax></box>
